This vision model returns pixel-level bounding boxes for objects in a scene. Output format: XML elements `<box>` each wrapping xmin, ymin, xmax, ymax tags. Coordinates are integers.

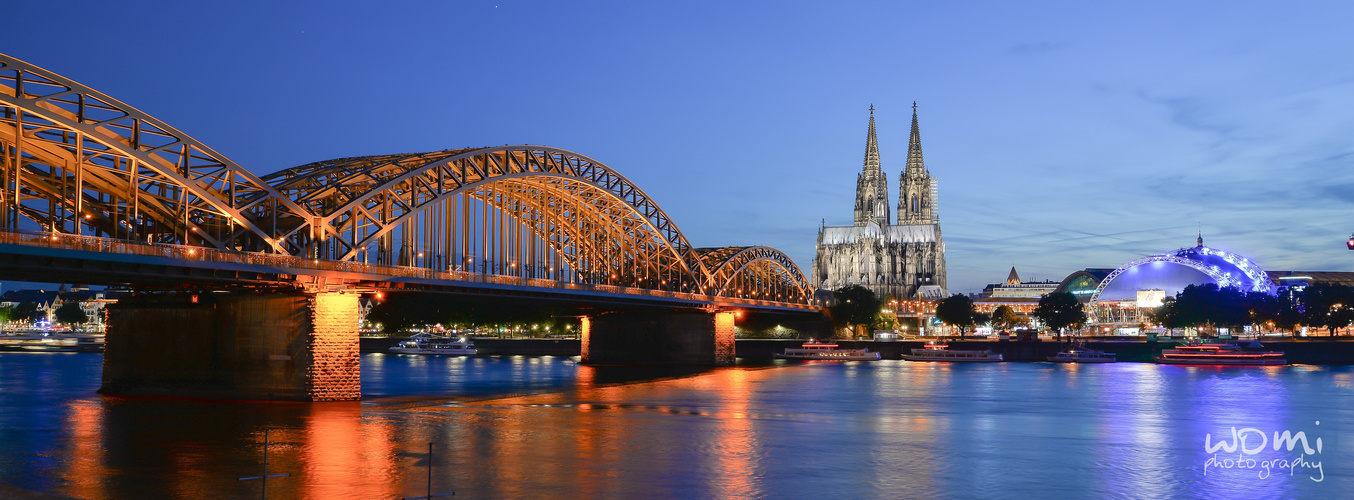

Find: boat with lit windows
<box><xmin>1154</xmin><ymin>340</ymin><xmax>1285</xmax><ymax>366</ymax></box>
<box><xmin>388</xmin><ymin>332</ymin><xmax>477</xmax><ymax>355</ymax></box>
<box><xmin>1047</xmin><ymin>344</ymin><xmax>1117</xmax><ymax>363</ymax></box>
<box><xmin>774</xmin><ymin>340</ymin><xmax>880</xmax><ymax>361</ymax></box>
<box><xmin>901</xmin><ymin>342</ymin><xmax>1003</xmax><ymax>362</ymax></box>
<box><xmin>0</xmin><ymin>331</ymin><xmax>104</xmax><ymax>352</ymax></box>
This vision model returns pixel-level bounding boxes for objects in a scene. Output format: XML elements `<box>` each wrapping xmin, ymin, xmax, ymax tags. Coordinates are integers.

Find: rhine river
<box><xmin>1</xmin><ymin>352</ymin><xmax>1351</xmax><ymax>499</ymax></box>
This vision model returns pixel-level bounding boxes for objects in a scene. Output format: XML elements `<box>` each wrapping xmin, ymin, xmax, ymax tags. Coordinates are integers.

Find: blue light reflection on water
<box><xmin>0</xmin><ymin>352</ymin><xmax>1351</xmax><ymax>499</ymax></box>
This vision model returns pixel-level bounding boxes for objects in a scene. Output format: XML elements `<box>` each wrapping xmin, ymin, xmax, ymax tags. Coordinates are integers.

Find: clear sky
<box><xmin>8</xmin><ymin>1</ymin><xmax>1354</xmax><ymax>294</ymax></box>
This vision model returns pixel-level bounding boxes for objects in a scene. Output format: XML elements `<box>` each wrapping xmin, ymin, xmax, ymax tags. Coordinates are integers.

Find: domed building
<box><xmin>1055</xmin><ymin>235</ymin><xmax>1273</xmax><ymax>327</ymax></box>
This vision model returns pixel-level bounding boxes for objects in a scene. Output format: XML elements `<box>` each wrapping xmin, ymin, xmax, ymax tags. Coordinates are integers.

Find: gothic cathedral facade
<box><xmin>812</xmin><ymin>104</ymin><xmax>948</xmax><ymax>301</ymax></box>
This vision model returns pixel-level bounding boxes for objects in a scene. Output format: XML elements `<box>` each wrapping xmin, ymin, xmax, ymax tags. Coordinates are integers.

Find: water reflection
<box><xmin>0</xmin><ymin>353</ymin><xmax>1351</xmax><ymax>498</ymax></box>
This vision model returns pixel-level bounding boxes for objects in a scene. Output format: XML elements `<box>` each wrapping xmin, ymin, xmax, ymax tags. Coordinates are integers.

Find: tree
<box><xmin>828</xmin><ymin>285</ymin><xmax>881</xmax><ymax>336</ymax></box>
<box><xmin>11</xmin><ymin>302</ymin><xmax>40</xmax><ymax>323</ymax></box>
<box><xmin>1298</xmin><ymin>283</ymin><xmax>1354</xmax><ymax>336</ymax></box>
<box><xmin>54</xmin><ymin>302</ymin><xmax>87</xmax><ymax>327</ymax></box>
<box><xmin>990</xmin><ymin>305</ymin><xmax>1022</xmax><ymax>331</ymax></box>
<box><xmin>1165</xmin><ymin>284</ymin><xmax>1249</xmax><ymax>335</ymax></box>
<box><xmin>1032</xmin><ymin>292</ymin><xmax>1086</xmax><ymax>341</ymax></box>
<box><xmin>935</xmin><ymin>294</ymin><xmax>979</xmax><ymax>335</ymax></box>
<box><xmin>1155</xmin><ymin>296</ymin><xmax>1182</xmax><ymax>331</ymax></box>
<box><xmin>1242</xmin><ymin>291</ymin><xmax>1280</xmax><ymax>333</ymax></box>
<box><xmin>1274</xmin><ymin>287</ymin><xmax>1304</xmax><ymax>336</ymax></box>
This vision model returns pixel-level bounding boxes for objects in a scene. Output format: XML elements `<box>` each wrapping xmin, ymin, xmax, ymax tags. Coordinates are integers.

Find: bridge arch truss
<box><xmin>0</xmin><ymin>54</ymin><xmax>312</xmax><ymax>253</ymax></box>
<box><xmin>0</xmin><ymin>53</ymin><xmax>814</xmax><ymax>305</ymax></box>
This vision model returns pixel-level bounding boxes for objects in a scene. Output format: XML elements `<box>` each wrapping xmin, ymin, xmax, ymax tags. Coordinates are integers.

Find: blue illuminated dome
<box><xmin>1090</xmin><ymin>238</ymin><xmax>1272</xmax><ymax>303</ymax></box>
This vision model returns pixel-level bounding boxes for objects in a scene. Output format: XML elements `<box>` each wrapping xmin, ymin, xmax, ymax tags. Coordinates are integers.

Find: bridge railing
<box><xmin>0</xmin><ymin>230</ymin><xmax>819</xmax><ymax>310</ymax></box>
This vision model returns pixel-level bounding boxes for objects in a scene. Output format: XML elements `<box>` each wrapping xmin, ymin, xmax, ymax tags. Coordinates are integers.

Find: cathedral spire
<box><xmin>905</xmin><ymin>101</ymin><xmax>925</xmax><ymax>176</ymax></box>
<box><xmin>853</xmin><ymin>105</ymin><xmax>889</xmax><ymax>226</ymax></box>
<box><xmin>898</xmin><ymin>102</ymin><xmax>936</xmax><ymax>225</ymax></box>
<box><xmin>864</xmin><ymin>105</ymin><xmax>880</xmax><ymax>175</ymax></box>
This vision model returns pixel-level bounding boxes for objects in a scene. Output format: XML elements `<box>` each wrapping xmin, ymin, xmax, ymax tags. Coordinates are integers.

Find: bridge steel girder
<box><xmin>0</xmin><ymin>53</ymin><xmax>313</xmax><ymax>253</ymax></box>
<box><xmin>697</xmin><ymin>246</ymin><xmax>815</xmax><ymax>303</ymax></box>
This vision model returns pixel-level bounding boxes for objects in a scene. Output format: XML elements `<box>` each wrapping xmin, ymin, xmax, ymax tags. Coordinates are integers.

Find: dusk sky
<box><xmin>10</xmin><ymin>1</ymin><xmax>1354</xmax><ymax>294</ymax></box>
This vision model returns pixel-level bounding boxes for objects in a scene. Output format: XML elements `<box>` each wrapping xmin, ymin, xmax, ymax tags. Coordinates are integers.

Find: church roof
<box><xmin>819</xmin><ymin>223</ymin><xmax>937</xmax><ymax>245</ymax></box>
<box><xmin>1006</xmin><ymin>266</ymin><xmax>1021</xmax><ymax>285</ymax></box>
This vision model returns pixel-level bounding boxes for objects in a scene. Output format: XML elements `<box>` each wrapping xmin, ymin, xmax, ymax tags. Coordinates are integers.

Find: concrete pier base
<box><xmin>581</xmin><ymin>310</ymin><xmax>736</xmax><ymax>365</ymax></box>
<box><xmin>99</xmin><ymin>291</ymin><xmax>361</xmax><ymax>401</ymax></box>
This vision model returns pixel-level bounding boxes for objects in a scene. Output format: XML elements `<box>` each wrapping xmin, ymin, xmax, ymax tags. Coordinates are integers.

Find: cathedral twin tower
<box><xmin>813</xmin><ymin>104</ymin><xmax>948</xmax><ymax>301</ymax></box>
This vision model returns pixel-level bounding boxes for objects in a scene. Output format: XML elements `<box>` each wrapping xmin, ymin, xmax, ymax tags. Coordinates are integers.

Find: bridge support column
<box><xmin>99</xmin><ymin>291</ymin><xmax>361</xmax><ymax>401</ymax></box>
<box><xmin>580</xmin><ymin>310</ymin><xmax>737</xmax><ymax>365</ymax></box>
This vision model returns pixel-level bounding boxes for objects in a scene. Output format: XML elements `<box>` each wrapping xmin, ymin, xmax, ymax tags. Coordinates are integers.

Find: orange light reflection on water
<box><xmin>300</xmin><ymin>402</ymin><xmax>397</xmax><ymax>500</ymax></box>
<box><xmin>61</xmin><ymin>399</ymin><xmax>106</xmax><ymax>500</ymax></box>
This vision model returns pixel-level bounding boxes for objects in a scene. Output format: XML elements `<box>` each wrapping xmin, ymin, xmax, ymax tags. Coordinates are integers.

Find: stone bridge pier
<box><xmin>581</xmin><ymin>310</ymin><xmax>736</xmax><ymax>365</ymax></box>
<box><xmin>99</xmin><ymin>291</ymin><xmax>361</xmax><ymax>401</ymax></box>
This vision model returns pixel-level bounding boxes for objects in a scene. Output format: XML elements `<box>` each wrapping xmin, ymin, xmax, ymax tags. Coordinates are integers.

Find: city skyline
<box><xmin>8</xmin><ymin>1</ymin><xmax>1354</xmax><ymax>294</ymax></box>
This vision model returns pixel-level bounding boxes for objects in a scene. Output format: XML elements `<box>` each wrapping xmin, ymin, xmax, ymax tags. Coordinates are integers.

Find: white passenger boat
<box><xmin>0</xmin><ymin>332</ymin><xmax>104</xmax><ymax>352</ymax></box>
<box><xmin>1047</xmin><ymin>344</ymin><xmax>1117</xmax><ymax>363</ymax></box>
<box><xmin>774</xmin><ymin>340</ymin><xmax>880</xmax><ymax>361</ymax></box>
<box><xmin>388</xmin><ymin>332</ymin><xmax>477</xmax><ymax>355</ymax></box>
<box><xmin>901</xmin><ymin>342</ymin><xmax>1003</xmax><ymax>362</ymax></box>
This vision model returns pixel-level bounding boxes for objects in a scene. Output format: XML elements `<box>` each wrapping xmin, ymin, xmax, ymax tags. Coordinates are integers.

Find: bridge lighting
<box><xmin>83</xmin><ymin>214</ymin><xmax>92</xmax><ymax>219</ymax></box>
<box><xmin>1347</xmin><ymin>234</ymin><xmax>1354</xmax><ymax>250</ymax></box>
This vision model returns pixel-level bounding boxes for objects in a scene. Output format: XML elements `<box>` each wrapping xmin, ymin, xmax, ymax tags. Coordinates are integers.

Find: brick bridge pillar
<box><xmin>100</xmin><ymin>291</ymin><xmax>361</xmax><ymax>401</ymax></box>
<box><xmin>581</xmin><ymin>310</ymin><xmax>736</xmax><ymax>365</ymax></box>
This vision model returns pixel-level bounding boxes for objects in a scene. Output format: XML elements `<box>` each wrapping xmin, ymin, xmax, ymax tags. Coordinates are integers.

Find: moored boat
<box><xmin>0</xmin><ymin>332</ymin><xmax>104</xmax><ymax>352</ymax></box>
<box><xmin>1047</xmin><ymin>344</ymin><xmax>1116</xmax><ymax>363</ymax></box>
<box><xmin>388</xmin><ymin>332</ymin><xmax>477</xmax><ymax>355</ymax></box>
<box><xmin>774</xmin><ymin>340</ymin><xmax>880</xmax><ymax>361</ymax></box>
<box><xmin>901</xmin><ymin>342</ymin><xmax>1003</xmax><ymax>362</ymax></box>
<box><xmin>1154</xmin><ymin>340</ymin><xmax>1285</xmax><ymax>366</ymax></box>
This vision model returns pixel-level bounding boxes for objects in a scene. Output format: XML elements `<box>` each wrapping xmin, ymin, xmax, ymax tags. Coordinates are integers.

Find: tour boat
<box><xmin>1154</xmin><ymin>340</ymin><xmax>1286</xmax><ymax>366</ymax></box>
<box><xmin>774</xmin><ymin>340</ymin><xmax>880</xmax><ymax>361</ymax></box>
<box><xmin>388</xmin><ymin>332</ymin><xmax>477</xmax><ymax>355</ymax></box>
<box><xmin>901</xmin><ymin>342</ymin><xmax>1003</xmax><ymax>362</ymax></box>
<box><xmin>1047</xmin><ymin>344</ymin><xmax>1117</xmax><ymax>363</ymax></box>
<box><xmin>0</xmin><ymin>332</ymin><xmax>104</xmax><ymax>352</ymax></box>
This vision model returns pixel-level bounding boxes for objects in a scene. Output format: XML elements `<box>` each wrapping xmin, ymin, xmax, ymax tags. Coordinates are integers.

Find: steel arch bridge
<box><xmin>0</xmin><ymin>53</ymin><xmax>814</xmax><ymax>305</ymax></box>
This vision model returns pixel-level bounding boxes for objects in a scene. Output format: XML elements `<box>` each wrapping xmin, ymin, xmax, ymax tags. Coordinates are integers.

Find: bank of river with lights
<box><xmin>396</xmin><ymin>337</ymin><xmax>1354</xmax><ymax>364</ymax></box>
<box><xmin>1</xmin><ymin>352</ymin><xmax>1352</xmax><ymax>498</ymax></box>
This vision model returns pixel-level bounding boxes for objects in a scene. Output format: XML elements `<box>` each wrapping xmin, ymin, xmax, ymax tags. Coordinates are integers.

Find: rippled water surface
<box><xmin>1</xmin><ymin>352</ymin><xmax>1351</xmax><ymax>499</ymax></box>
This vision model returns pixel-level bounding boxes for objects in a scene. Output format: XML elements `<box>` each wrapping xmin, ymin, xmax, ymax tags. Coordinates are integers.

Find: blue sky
<box><xmin>9</xmin><ymin>1</ymin><xmax>1354</xmax><ymax>294</ymax></box>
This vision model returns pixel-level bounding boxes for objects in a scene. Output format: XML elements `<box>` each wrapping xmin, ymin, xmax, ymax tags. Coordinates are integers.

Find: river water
<box><xmin>0</xmin><ymin>352</ymin><xmax>1350</xmax><ymax>499</ymax></box>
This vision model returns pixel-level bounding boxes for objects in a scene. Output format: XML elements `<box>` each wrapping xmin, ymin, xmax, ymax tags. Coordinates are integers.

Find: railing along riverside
<box><xmin>0</xmin><ymin>230</ymin><xmax>816</xmax><ymax>310</ymax></box>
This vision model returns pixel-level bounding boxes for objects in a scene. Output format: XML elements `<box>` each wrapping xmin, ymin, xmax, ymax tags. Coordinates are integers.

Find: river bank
<box><xmin>361</xmin><ymin>337</ymin><xmax>1354</xmax><ymax>364</ymax></box>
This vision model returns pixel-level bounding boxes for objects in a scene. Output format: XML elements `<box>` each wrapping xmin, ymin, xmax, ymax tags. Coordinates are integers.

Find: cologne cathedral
<box><xmin>812</xmin><ymin>104</ymin><xmax>948</xmax><ymax>300</ymax></box>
